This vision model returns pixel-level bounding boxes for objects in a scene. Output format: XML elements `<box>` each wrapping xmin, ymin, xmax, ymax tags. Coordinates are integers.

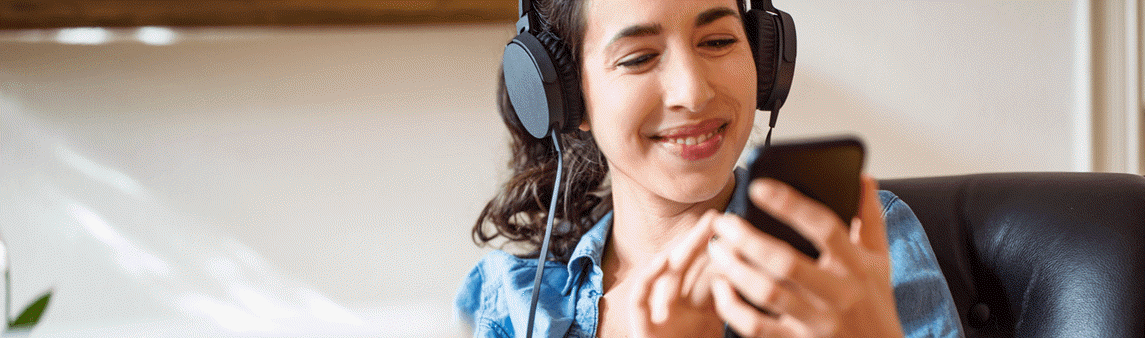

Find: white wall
<box><xmin>777</xmin><ymin>0</ymin><xmax>1079</xmax><ymax>178</ymax></box>
<box><xmin>2</xmin><ymin>26</ymin><xmax>514</xmax><ymax>336</ymax></box>
<box><xmin>0</xmin><ymin>0</ymin><xmax>1087</xmax><ymax>335</ymax></box>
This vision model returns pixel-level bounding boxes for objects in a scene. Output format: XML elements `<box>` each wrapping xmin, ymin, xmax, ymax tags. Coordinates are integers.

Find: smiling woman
<box><xmin>458</xmin><ymin>0</ymin><xmax>964</xmax><ymax>337</ymax></box>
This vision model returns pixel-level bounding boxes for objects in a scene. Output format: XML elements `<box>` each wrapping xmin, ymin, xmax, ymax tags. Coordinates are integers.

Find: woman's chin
<box><xmin>658</xmin><ymin>172</ymin><xmax>735</xmax><ymax>205</ymax></box>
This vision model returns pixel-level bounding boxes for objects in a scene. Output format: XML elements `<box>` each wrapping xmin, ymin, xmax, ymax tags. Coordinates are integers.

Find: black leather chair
<box><xmin>881</xmin><ymin>173</ymin><xmax>1145</xmax><ymax>337</ymax></box>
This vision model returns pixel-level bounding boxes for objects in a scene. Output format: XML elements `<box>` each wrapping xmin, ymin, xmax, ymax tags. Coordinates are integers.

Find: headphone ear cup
<box><xmin>745</xmin><ymin>7</ymin><xmax>796</xmax><ymax>129</ymax></box>
<box><xmin>535</xmin><ymin>30</ymin><xmax>583</xmax><ymax>133</ymax></box>
<box><xmin>503</xmin><ymin>31</ymin><xmax>564</xmax><ymax>139</ymax></box>
<box><xmin>745</xmin><ymin>8</ymin><xmax>779</xmax><ymax>112</ymax></box>
<box><xmin>501</xmin><ymin>28</ymin><xmax>582</xmax><ymax>139</ymax></box>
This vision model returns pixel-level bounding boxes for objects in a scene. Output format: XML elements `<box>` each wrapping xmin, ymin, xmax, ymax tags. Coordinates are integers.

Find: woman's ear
<box><xmin>578</xmin><ymin>117</ymin><xmax>590</xmax><ymax>131</ymax></box>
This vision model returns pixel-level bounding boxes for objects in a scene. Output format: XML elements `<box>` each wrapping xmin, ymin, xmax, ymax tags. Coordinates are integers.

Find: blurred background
<box><xmin>1</xmin><ymin>0</ymin><xmax>1141</xmax><ymax>336</ymax></box>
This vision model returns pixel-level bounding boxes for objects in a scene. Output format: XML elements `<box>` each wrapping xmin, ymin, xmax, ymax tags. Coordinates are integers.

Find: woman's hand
<box><xmin>706</xmin><ymin>175</ymin><xmax>904</xmax><ymax>337</ymax></box>
<box><xmin>624</xmin><ymin>210</ymin><xmax>724</xmax><ymax>338</ymax></box>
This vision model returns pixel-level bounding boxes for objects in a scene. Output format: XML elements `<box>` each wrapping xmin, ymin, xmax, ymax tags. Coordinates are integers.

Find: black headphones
<box><xmin>502</xmin><ymin>0</ymin><xmax>797</xmax><ymax>140</ymax></box>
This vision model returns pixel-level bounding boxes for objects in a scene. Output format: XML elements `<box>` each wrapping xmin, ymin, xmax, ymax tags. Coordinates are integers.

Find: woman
<box><xmin>457</xmin><ymin>0</ymin><xmax>962</xmax><ymax>337</ymax></box>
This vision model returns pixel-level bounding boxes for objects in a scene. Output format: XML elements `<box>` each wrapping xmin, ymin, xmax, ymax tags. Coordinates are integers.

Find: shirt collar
<box><xmin>563</xmin><ymin>211</ymin><xmax>612</xmax><ymax>294</ymax></box>
<box><xmin>726</xmin><ymin>166</ymin><xmax>750</xmax><ymax>216</ymax></box>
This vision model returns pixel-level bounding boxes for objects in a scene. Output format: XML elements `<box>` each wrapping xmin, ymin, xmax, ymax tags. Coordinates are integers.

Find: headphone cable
<box><xmin>525</xmin><ymin>132</ymin><xmax>562</xmax><ymax>338</ymax></box>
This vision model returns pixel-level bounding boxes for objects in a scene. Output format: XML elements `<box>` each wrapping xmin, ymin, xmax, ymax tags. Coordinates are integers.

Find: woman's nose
<box><xmin>661</xmin><ymin>50</ymin><xmax>715</xmax><ymax>114</ymax></box>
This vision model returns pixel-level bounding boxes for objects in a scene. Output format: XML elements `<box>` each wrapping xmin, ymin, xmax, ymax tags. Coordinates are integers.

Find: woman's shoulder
<box><xmin>455</xmin><ymin>250</ymin><xmax>574</xmax><ymax>337</ymax></box>
<box><xmin>459</xmin><ymin>250</ymin><xmax>570</xmax><ymax>285</ymax></box>
<box><xmin>467</xmin><ymin>250</ymin><xmax>537</xmax><ymax>277</ymax></box>
<box><xmin>877</xmin><ymin>189</ymin><xmax>908</xmax><ymax>219</ymax></box>
<box><xmin>456</xmin><ymin>250</ymin><xmax>537</xmax><ymax>311</ymax></box>
<box><xmin>877</xmin><ymin>189</ymin><xmax>941</xmax><ymax>271</ymax></box>
<box><xmin>455</xmin><ymin>251</ymin><xmax>531</xmax><ymax>337</ymax></box>
<box><xmin>877</xmin><ymin>190</ymin><xmax>939</xmax><ymax>261</ymax></box>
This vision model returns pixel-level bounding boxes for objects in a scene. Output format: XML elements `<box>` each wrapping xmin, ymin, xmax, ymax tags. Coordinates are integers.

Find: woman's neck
<box><xmin>602</xmin><ymin>171</ymin><xmax>737</xmax><ymax>289</ymax></box>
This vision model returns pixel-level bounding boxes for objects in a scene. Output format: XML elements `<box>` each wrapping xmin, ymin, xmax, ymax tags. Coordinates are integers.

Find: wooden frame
<box><xmin>1089</xmin><ymin>0</ymin><xmax>1144</xmax><ymax>174</ymax></box>
<box><xmin>0</xmin><ymin>0</ymin><xmax>517</xmax><ymax>29</ymax></box>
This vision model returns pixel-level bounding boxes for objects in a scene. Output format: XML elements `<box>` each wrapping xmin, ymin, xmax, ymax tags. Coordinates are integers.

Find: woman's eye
<box><xmin>617</xmin><ymin>53</ymin><xmax>659</xmax><ymax>69</ymax></box>
<box><xmin>700</xmin><ymin>38</ymin><xmax>738</xmax><ymax>49</ymax></box>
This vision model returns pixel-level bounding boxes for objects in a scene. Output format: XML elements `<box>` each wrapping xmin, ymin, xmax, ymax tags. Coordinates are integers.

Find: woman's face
<box><xmin>580</xmin><ymin>0</ymin><xmax>756</xmax><ymax>204</ymax></box>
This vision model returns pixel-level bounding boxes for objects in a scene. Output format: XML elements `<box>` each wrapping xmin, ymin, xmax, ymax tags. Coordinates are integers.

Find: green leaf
<box><xmin>9</xmin><ymin>290</ymin><xmax>51</xmax><ymax>330</ymax></box>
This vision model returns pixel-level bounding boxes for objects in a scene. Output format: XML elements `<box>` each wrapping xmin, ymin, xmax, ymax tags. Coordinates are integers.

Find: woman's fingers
<box><xmin>667</xmin><ymin>210</ymin><xmax>719</xmax><ymax>272</ymax></box>
<box><xmin>629</xmin><ymin>253</ymin><xmax>670</xmax><ymax>331</ymax></box>
<box><xmin>632</xmin><ymin>210</ymin><xmax>719</xmax><ymax>326</ymax></box>
<box><xmin>710</xmin><ymin>175</ymin><xmax>903</xmax><ymax>338</ymax></box>
<box><xmin>709</xmin><ymin>215</ymin><xmax>817</xmax><ymax>282</ymax></box>
<box><xmin>679</xmin><ymin>212</ymin><xmax>720</xmax><ymax>308</ymax></box>
<box><xmin>852</xmin><ymin>175</ymin><xmax>889</xmax><ymax>254</ymax></box>
<box><xmin>710</xmin><ymin>214</ymin><xmax>860</xmax><ymax>312</ymax></box>
<box><xmin>748</xmin><ymin>178</ymin><xmax>862</xmax><ymax>270</ymax></box>
<box><xmin>708</xmin><ymin>239</ymin><xmax>840</xmax><ymax>330</ymax></box>
<box><xmin>711</xmin><ymin>278</ymin><xmax>813</xmax><ymax>337</ymax></box>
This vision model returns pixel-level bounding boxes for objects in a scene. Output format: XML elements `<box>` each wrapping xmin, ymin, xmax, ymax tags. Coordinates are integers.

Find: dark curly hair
<box><xmin>471</xmin><ymin>0</ymin><xmax>605</xmax><ymax>263</ymax></box>
<box><xmin>472</xmin><ymin>0</ymin><xmax>748</xmax><ymax>262</ymax></box>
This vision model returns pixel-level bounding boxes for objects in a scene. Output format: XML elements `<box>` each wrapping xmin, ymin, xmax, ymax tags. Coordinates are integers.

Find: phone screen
<box><xmin>732</xmin><ymin>136</ymin><xmax>865</xmax><ymax>259</ymax></box>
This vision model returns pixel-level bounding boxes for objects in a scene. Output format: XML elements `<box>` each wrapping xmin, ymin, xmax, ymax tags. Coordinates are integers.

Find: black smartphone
<box><xmin>731</xmin><ymin>135</ymin><xmax>865</xmax><ymax>260</ymax></box>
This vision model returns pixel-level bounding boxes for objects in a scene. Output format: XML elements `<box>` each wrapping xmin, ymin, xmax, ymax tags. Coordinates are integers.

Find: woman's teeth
<box><xmin>666</xmin><ymin>132</ymin><xmax>715</xmax><ymax>145</ymax></box>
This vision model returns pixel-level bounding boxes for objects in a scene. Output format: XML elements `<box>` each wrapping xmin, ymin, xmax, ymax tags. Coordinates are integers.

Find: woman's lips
<box><xmin>651</xmin><ymin>120</ymin><xmax>729</xmax><ymax>161</ymax></box>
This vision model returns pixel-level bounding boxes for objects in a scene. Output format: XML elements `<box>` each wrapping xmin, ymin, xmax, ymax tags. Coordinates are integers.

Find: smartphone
<box><xmin>731</xmin><ymin>135</ymin><xmax>865</xmax><ymax>260</ymax></box>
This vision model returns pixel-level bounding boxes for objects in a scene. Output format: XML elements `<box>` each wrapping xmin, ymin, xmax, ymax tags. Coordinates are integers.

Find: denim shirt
<box><xmin>456</xmin><ymin>176</ymin><xmax>964</xmax><ymax>337</ymax></box>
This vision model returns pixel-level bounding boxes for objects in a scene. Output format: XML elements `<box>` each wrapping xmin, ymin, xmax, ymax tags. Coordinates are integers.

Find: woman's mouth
<box><xmin>650</xmin><ymin>120</ymin><xmax>729</xmax><ymax>161</ymax></box>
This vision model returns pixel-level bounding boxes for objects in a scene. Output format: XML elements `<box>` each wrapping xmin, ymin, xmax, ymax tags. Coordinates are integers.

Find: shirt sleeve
<box><xmin>880</xmin><ymin>191</ymin><xmax>965</xmax><ymax>338</ymax></box>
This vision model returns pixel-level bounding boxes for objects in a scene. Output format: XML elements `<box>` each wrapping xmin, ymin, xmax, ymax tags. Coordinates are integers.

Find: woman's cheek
<box><xmin>593</xmin><ymin>80</ymin><xmax>658</xmax><ymax>148</ymax></box>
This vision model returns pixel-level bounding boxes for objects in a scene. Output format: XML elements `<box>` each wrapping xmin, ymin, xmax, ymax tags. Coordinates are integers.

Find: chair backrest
<box><xmin>881</xmin><ymin>172</ymin><xmax>1145</xmax><ymax>338</ymax></box>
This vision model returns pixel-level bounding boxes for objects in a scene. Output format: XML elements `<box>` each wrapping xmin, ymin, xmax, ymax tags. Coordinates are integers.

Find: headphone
<box><xmin>501</xmin><ymin>0</ymin><xmax>797</xmax><ymax>140</ymax></box>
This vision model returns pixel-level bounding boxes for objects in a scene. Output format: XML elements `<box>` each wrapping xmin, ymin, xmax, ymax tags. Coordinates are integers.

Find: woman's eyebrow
<box><xmin>695</xmin><ymin>7</ymin><xmax>740</xmax><ymax>27</ymax></box>
<box><xmin>609</xmin><ymin>23</ymin><xmax>663</xmax><ymax>47</ymax></box>
<box><xmin>605</xmin><ymin>7</ymin><xmax>739</xmax><ymax>51</ymax></box>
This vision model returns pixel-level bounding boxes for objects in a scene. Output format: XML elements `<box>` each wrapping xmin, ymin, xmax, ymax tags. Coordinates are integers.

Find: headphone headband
<box><xmin>515</xmin><ymin>0</ymin><xmax>533</xmax><ymax>34</ymax></box>
<box><xmin>518</xmin><ymin>0</ymin><xmax>531</xmax><ymax>20</ymax></box>
<box><xmin>752</xmin><ymin>0</ymin><xmax>774</xmax><ymax>10</ymax></box>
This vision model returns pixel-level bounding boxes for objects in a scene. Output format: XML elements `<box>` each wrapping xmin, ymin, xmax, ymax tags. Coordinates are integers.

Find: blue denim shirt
<box><xmin>457</xmin><ymin>179</ymin><xmax>964</xmax><ymax>337</ymax></box>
